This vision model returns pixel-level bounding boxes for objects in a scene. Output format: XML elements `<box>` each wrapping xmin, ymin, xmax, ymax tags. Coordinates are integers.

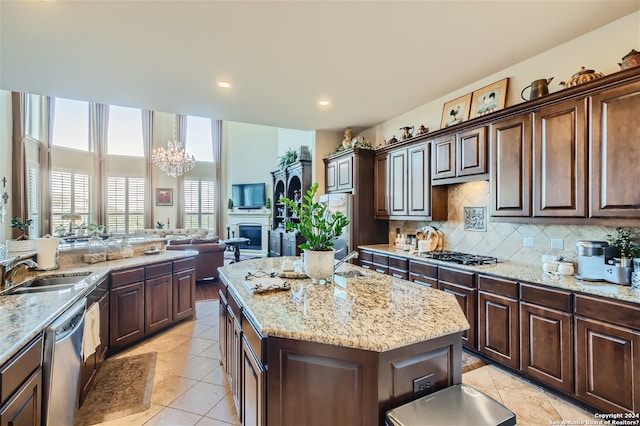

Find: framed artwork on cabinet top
<box><xmin>441</xmin><ymin>93</ymin><xmax>472</xmax><ymax>129</ymax></box>
<box><xmin>470</xmin><ymin>77</ymin><xmax>509</xmax><ymax>119</ymax></box>
<box><xmin>156</xmin><ymin>188</ymin><xmax>173</xmax><ymax>206</ymax></box>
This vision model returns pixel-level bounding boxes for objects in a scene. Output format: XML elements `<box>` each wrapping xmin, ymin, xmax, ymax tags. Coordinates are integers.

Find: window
<box><xmin>107</xmin><ymin>176</ymin><xmax>145</xmax><ymax>235</ymax></box>
<box><xmin>185</xmin><ymin>115</ymin><xmax>213</xmax><ymax>162</ymax></box>
<box><xmin>26</xmin><ymin>94</ymin><xmax>41</xmax><ymax>141</ymax></box>
<box><xmin>27</xmin><ymin>161</ymin><xmax>40</xmax><ymax>238</ymax></box>
<box><xmin>51</xmin><ymin>98</ymin><xmax>90</xmax><ymax>151</ymax></box>
<box><xmin>50</xmin><ymin>170</ymin><xmax>92</xmax><ymax>232</ymax></box>
<box><xmin>184</xmin><ymin>179</ymin><xmax>215</xmax><ymax>230</ymax></box>
<box><xmin>107</xmin><ymin>105</ymin><xmax>144</xmax><ymax>157</ymax></box>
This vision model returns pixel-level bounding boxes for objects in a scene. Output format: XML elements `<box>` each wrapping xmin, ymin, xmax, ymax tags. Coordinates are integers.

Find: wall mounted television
<box><xmin>231</xmin><ymin>183</ymin><xmax>266</xmax><ymax>209</ymax></box>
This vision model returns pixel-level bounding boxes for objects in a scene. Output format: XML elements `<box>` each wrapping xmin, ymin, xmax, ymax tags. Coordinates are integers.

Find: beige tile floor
<box><xmin>89</xmin><ymin>300</ymin><xmax>597</xmax><ymax>426</ymax></box>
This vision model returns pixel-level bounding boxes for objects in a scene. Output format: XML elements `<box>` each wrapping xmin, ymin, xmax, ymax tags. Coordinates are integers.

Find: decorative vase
<box><xmin>303</xmin><ymin>249</ymin><xmax>335</xmax><ymax>284</ymax></box>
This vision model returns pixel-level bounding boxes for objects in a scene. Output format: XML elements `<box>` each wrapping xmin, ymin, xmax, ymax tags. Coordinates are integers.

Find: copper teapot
<box><xmin>521</xmin><ymin>77</ymin><xmax>553</xmax><ymax>101</ymax></box>
<box><xmin>619</xmin><ymin>49</ymin><xmax>640</xmax><ymax>70</ymax></box>
<box><xmin>559</xmin><ymin>66</ymin><xmax>604</xmax><ymax>89</ymax></box>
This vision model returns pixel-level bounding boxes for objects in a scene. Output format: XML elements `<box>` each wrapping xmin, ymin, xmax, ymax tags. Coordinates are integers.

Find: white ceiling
<box><xmin>1</xmin><ymin>1</ymin><xmax>639</xmax><ymax>132</ymax></box>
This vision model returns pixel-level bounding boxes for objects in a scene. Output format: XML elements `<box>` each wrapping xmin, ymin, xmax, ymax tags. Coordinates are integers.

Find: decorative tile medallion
<box><xmin>464</xmin><ymin>207</ymin><xmax>487</xmax><ymax>232</ymax></box>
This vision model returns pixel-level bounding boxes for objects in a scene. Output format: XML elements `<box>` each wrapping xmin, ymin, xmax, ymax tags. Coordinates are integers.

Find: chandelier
<box><xmin>152</xmin><ymin>141</ymin><xmax>196</xmax><ymax>177</ymax></box>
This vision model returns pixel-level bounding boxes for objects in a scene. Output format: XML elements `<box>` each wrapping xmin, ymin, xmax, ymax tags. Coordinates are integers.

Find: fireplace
<box><xmin>239</xmin><ymin>225</ymin><xmax>261</xmax><ymax>250</ymax></box>
<box><xmin>226</xmin><ymin>210</ymin><xmax>271</xmax><ymax>256</ymax></box>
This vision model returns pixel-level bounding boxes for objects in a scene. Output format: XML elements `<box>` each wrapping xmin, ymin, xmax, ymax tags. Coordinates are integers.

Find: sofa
<box><xmin>165</xmin><ymin>236</ymin><xmax>226</xmax><ymax>281</ymax></box>
<box><xmin>135</xmin><ymin>228</ymin><xmax>210</xmax><ymax>240</ymax></box>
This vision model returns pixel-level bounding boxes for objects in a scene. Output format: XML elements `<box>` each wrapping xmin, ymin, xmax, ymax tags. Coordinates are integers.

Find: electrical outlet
<box><xmin>413</xmin><ymin>373</ymin><xmax>435</xmax><ymax>396</ymax></box>
<box><xmin>523</xmin><ymin>236</ymin><xmax>535</xmax><ymax>248</ymax></box>
<box><xmin>551</xmin><ymin>238</ymin><xmax>564</xmax><ymax>250</ymax></box>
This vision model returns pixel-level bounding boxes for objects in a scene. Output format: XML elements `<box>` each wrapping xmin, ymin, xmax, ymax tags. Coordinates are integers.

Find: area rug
<box><xmin>462</xmin><ymin>351</ymin><xmax>487</xmax><ymax>374</ymax></box>
<box><xmin>74</xmin><ymin>352</ymin><xmax>157</xmax><ymax>426</ymax></box>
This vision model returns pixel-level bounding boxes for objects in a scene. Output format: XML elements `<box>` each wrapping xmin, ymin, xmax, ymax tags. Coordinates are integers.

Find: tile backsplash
<box><xmin>390</xmin><ymin>180</ymin><xmax>637</xmax><ymax>268</ymax></box>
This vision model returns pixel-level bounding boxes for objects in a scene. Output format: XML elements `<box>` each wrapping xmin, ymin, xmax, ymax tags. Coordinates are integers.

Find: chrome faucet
<box><xmin>1</xmin><ymin>257</ymin><xmax>38</xmax><ymax>289</ymax></box>
<box><xmin>334</xmin><ymin>250</ymin><xmax>359</xmax><ymax>272</ymax></box>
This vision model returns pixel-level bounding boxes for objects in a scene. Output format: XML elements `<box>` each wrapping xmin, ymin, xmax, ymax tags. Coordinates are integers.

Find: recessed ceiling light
<box><xmin>217</xmin><ymin>81</ymin><xmax>231</xmax><ymax>88</ymax></box>
<box><xmin>318</xmin><ymin>100</ymin><xmax>330</xmax><ymax>107</ymax></box>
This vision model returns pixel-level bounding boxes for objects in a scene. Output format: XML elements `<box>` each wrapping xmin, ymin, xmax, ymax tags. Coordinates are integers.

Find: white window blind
<box><xmin>184</xmin><ymin>179</ymin><xmax>215</xmax><ymax>230</ymax></box>
<box><xmin>107</xmin><ymin>176</ymin><xmax>145</xmax><ymax>235</ymax></box>
<box><xmin>27</xmin><ymin>161</ymin><xmax>40</xmax><ymax>238</ymax></box>
<box><xmin>51</xmin><ymin>170</ymin><xmax>92</xmax><ymax>232</ymax></box>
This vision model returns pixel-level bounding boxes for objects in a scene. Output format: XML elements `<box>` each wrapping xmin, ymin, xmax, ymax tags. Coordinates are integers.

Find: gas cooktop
<box><xmin>421</xmin><ymin>250</ymin><xmax>498</xmax><ymax>266</ymax></box>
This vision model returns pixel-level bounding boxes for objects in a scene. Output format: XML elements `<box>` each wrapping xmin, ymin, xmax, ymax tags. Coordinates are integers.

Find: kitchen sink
<box><xmin>333</xmin><ymin>270</ymin><xmax>367</xmax><ymax>287</ymax></box>
<box><xmin>3</xmin><ymin>272</ymin><xmax>91</xmax><ymax>295</ymax></box>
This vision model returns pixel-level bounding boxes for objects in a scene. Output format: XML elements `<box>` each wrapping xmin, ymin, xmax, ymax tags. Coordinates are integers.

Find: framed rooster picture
<box><xmin>440</xmin><ymin>93</ymin><xmax>472</xmax><ymax>129</ymax></box>
<box><xmin>470</xmin><ymin>78</ymin><xmax>509</xmax><ymax>119</ymax></box>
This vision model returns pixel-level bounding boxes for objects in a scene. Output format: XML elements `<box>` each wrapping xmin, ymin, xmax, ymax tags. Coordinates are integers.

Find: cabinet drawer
<box><xmin>520</xmin><ymin>283</ymin><xmax>572</xmax><ymax>312</ymax></box>
<box><xmin>575</xmin><ymin>294</ymin><xmax>640</xmax><ymax>330</ymax></box>
<box><xmin>174</xmin><ymin>257</ymin><xmax>196</xmax><ymax>272</ymax></box>
<box><xmin>228</xmin><ymin>290</ymin><xmax>242</xmax><ymax>324</ymax></box>
<box><xmin>242</xmin><ymin>316</ymin><xmax>265</xmax><ymax>363</ymax></box>
<box><xmin>372</xmin><ymin>253</ymin><xmax>389</xmax><ymax>266</ymax></box>
<box><xmin>389</xmin><ymin>269</ymin><xmax>408</xmax><ymax>280</ymax></box>
<box><xmin>359</xmin><ymin>250</ymin><xmax>373</xmax><ymax>263</ymax></box>
<box><xmin>111</xmin><ymin>267</ymin><xmax>144</xmax><ymax>288</ymax></box>
<box><xmin>409</xmin><ymin>260</ymin><xmax>438</xmax><ymax>279</ymax></box>
<box><xmin>438</xmin><ymin>266</ymin><xmax>475</xmax><ymax>288</ymax></box>
<box><xmin>146</xmin><ymin>261</ymin><xmax>172</xmax><ymax>279</ymax></box>
<box><xmin>388</xmin><ymin>256</ymin><xmax>408</xmax><ymax>271</ymax></box>
<box><xmin>0</xmin><ymin>336</ymin><xmax>42</xmax><ymax>404</ymax></box>
<box><xmin>478</xmin><ymin>275</ymin><xmax>518</xmax><ymax>298</ymax></box>
<box><xmin>409</xmin><ymin>273</ymin><xmax>437</xmax><ymax>288</ymax></box>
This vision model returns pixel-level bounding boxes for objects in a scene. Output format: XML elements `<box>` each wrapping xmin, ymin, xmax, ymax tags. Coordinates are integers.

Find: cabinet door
<box><xmin>438</xmin><ymin>282</ymin><xmax>476</xmax><ymax>349</ymax></box>
<box><xmin>98</xmin><ymin>291</ymin><xmax>110</xmax><ymax>363</ymax></box>
<box><xmin>520</xmin><ymin>302</ymin><xmax>573</xmax><ymax>394</ymax></box>
<box><xmin>227</xmin><ymin>310</ymin><xmax>242</xmax><ymax>416</ymax></box>
<box><xmin>0</xmin><ymin>369</ymin><xmax>41</xmax><ymax>426</ymax></box>
<box><xmin>326</xmin><ymin>160</ymin><xmax>337</xmax><ymax>192</ymax></box>
<box><xmin>591</xmin><ymin>80</ymin><xmax>640</xmax><ymax>218</ymax></box>
<box><xmin>575</xmin><ymin>316</ymin><xmax>640</xmax><ymax>413</ymax></box>
<box><xmin>407</xmin><ymin>143</ymin><xmax>430</xmax><ymax>216</ymax></box>
<box><xmin>110</xmin><ymin>282</ymin><xmax>145</xmax><ymax>349</ymax></box>
<box><xmin>491</xmin><ymin>113</ymin><xmax>532</xmax><ymax>217</ymax></box>
<box><xmin>336</xmin><ymin>156</ymin><xmax>354</xmax><ymax>192</ymax></box>
<box><xmin>374</xmin><ymin>153</ymin><xmax>388</xmax><ymax>218</ymax></box>
<box><xmin>146</xmin><ymin>274</ymin><xmax>173</xmax><ymax>334</ymax></box>
<box><xmin>458</xmin><ymin>126</ymin><xmax>487</xmax><ymax>176</ymax></box>
<box><xmin>268</xmin><ymin>231</ymin><xmax>282</xmax><ymax>257</ymax></box>
<box><xmin>173</xmin><ymin>268</ymin><xmax>195</xmax><ymax>322</ymax></box>
<box><xmin>389</xmin><ymin>149</ymin><xmax>407</xmax><ymax>216</ymax></box>
<box><xmin>242</xmin><ymin>339</ymin><xmax>265</xmax><ymax>426</ymax></box>
<box><xmin>432</xmin><ymin>134</ymin><xmax>456</xmax><ymax>180</ymax></box>
<box><xmin>219</xmin><ymin>291</ymin><xmax>228</xmax><ymax>371</ymax></box>
<box><xmin>479</xmin><ymin>291</ymin><xmax>519</xmax><ymax>370</ymax></box>
<box><xmin>533</xmin><ymin>99</ymin><xmax>587</xmax><ymax>217</ymax></box>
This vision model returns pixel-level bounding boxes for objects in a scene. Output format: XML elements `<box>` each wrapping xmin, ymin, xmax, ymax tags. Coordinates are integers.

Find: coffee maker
<box><xmin>576</xmin><ymin>241</ymin><xmax>608</xmax><ymax>281</ymax></box>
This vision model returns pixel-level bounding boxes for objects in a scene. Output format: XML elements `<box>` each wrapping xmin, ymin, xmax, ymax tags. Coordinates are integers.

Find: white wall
<box><xmin>361</xmin><ymin>11</ymin><xmax>640</xmax><ymax>147</ymax></box>
<box><xmin>0</xmin><ymin>90</ymin><xmax>11</xmax><ymax>243</ymax></box>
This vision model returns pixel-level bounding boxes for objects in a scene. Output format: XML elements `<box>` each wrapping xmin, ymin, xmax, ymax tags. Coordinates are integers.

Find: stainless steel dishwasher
<box><xmin>42</xmin><ymin>297</ymin><xmax>87</xmax><ymax>426</ymax></box>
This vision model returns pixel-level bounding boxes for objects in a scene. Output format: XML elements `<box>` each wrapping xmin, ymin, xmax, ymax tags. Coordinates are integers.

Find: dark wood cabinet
<box><xmin>533</xmin><ymin>99</ymin><xmax>588</xmax><ymax>217</ymax></box>
<box><xmin>575</xmin><ymin>295</ymin><xmax>640</xmax><ymax>413</ymax></box>
<box><xmin>432</xmin><ymin>126</ymin><xmax>488</xmax><ymax>184</ymax></box>
<box><xmin>241</xmin><ymin>318</ymin><xmax>265</xmax><ymax>426</ymax></box>
<box><xmin>590</xmin><ymin>79</ymin><xmax>640</xmax><ymax>218</ymax></box>
<box><xmin>218</xmin><ymin>289</ymin><xmax>228</xmax><ymax>372</ymax></box>
<box><xmin>325</xmin><ymin>154</ymin><xmax>353</xmax><ymax>193</ymax></box>
<box><xmin>374</xmin><ymin>153</ymin><xmax>388</xmax><ymax>219</ymax></box>
<box><xmin>490</xmin><ymin>113</ymin><xmax>532</xmax><ymax>217</ymax></box>
<box><xmin>388</xmin><ymin>255</ymin><xmax>409</xmax><ymax>280</ymax></box>
<box><xmin>173</xmin><ymin>258</ymin><xmax>196</xmax><ymax>322</ymax></box>
<box><xmin>409</xmin><ymin>260</ymin><xmax>438</xmax><ymax>288</ymax></box>
<box><xmin>372</xmin><ymin>252</ymin><xmax>389</xmax><ymax>275</ymax></box>
<box><xmin>359</xmin><ymin>249</ymin><xmax>373</xmax><ymax>270</ymax></box>
<box><xmin>438</xmin><ymin>267</ymin><xmax>476</xmax><ymax>349</ymax></box>
<box><xmin>271</xmin><ymin>159</ymin><xmax>312</xmax><ymax>233</ymax></box>
<box><xmin>0</xmin><ymin>336</ymin><xmax>42</xmax><ymax>426</ymax></box>
<box><xmin>478</xmin><ymin>275</ymin><xmax>519</xmax><ymax>370</ymax></box>
<box><xmin>145</xmin><ymin>274</ymin><xmax>173</xmax><ymax>335</ymax></box>
<box><xmin>110</xmin><ymin>267</ymin><xmax>145</xmax><ymax>349</ymax></box>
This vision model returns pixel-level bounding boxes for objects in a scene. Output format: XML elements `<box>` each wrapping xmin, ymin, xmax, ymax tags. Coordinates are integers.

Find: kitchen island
<box><xmin>217</xmin><ymin>257</ymin><xmax>469</xmax><ymax>426</ymax></box>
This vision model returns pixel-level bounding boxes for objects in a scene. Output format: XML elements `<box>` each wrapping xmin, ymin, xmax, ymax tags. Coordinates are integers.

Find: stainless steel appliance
<box><xmin>42</xmin><ymin>297</ymin><xmax>86</xmax><ymax>426</ymax></box>
<box><xmin>421</xmin><ymin>250</ymin><xmax>497</xmax><ymax>266</ymax></box>
<box><xmin>319</xmin><ymin>193</ymin><xmax>353</xmax><ymax>259</ymax></box>
<box><xmin>576</xmin><ymin>241</ymin><xmax>608</xmax><ymax>281</ymax></box>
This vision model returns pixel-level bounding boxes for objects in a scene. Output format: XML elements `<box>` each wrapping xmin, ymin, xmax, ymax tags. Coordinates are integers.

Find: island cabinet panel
<box><xmin>173</xmin><ymin>258</ymin><xmax>196</xmax><ymax>322</ymax></box>
<box><xmin>490</xmin><ymin>113</ymin><xmax>532</xmax><ymax>217</ymax></box>
<box><xmin>0</xmin><ymin>369</ymin><xmax>41</xmax><ymax>426</ymax></box>
<box><xmin>590</xmin><ymin>80</ymin><xmax>640</xmax><ymax>218</ymax></box>
<box><xmin>574</xmin><ymin>295</ymin><xmax>640</xmax><ymax>413</ymax></box>
<box><xmin>409</xmin><ymin>260</ymin><xmax>438</xmax><ymax>288</ymax></box>
<box><xmin>241</xmin><ymin>318</ymin><xmax>266</xmax><ymax>426</ymax></box>
<box><xmin>438</xmin><ymin>267</ymin><xmax>476</xmax><ymax>349</ymax></box>
<box><xmin>358</xmin><ymin>249</ymin><xmax>374</xmax><ymax>270</ymax></box>
<box><xmin>478</xmin><ymin>276</ymin><xmax>519</xmax><ymax>370</ymax></box>
<box><xmin>374</xmin><ymin>153</ymin><xmax>389</xmax><ymax>218</ymax></box>
<box><xmin>533</xmin><ymin>98</ymin><xmax>588</xmax><ymax>217</ymax></box>
<box><xmin>218</xmin><ymin>289</ymin><xmax>228</xmax><ymax>373</ymax></box>
<box><xmin>226</xmin><ymin>291</ymin><xmax>243</xmax><ymax>417</ymax></box>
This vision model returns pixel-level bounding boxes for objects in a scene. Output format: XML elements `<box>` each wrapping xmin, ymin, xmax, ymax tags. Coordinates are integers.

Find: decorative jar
<box><xmin>83</xmin><ymin>233</ymin><xmax>107</xmax><ymax>264</ymax></box>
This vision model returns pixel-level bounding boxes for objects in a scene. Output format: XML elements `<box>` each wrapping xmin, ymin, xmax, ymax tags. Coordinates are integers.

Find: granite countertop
<box><xmin>0</xmin><ymin>249</ymin><xmax>197</xmax><ymax>366</ymax></box>
<box><xmin>359</xmin><ymin>244</ymin><xmax>640</xmax><ymax>305</ymax></box>
<box><xmin>218</xmin><ymin>257</ymin><xmax>470</xmax><ymax>353</ymax></box>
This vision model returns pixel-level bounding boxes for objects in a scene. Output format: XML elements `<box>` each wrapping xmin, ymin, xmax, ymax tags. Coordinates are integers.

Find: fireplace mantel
<box><xmin>226</xmin><ymin>210</ymin><xmax>271</xmax><ymax>256</ymax></box>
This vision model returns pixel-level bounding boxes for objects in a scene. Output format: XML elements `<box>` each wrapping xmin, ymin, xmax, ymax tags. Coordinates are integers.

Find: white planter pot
<box><xmin>303</xmin><ymin>249</ymin><xmax>335</xmax><ymax>284</ymax></box>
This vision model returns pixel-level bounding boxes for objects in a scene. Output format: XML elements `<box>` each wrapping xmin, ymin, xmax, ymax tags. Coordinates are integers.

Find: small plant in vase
<box><xmin>11</xmin><ymin>217</ymin><xmax>32</xmax><ymax>240</ymax></box>
<box><xmin>606</xmin><ymin>227</ymin><xmax>635</xmax><ymax>267</ymax></box>
<box><xmin>280</xmin><ymin>183</ymin><xmax>349</xmax><ymax>283</ymax></box>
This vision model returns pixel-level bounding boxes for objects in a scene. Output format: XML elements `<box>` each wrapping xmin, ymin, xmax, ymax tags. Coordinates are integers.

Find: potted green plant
<box><xmin>265</xmin><ymin>197</ymin><xmax>271</xmax><ymax>209</ymax></box>
<box><xmin>11</xmin><ymin>217</ymin><xmax>32</xmax><ymax>241</ymax></box>
<box><xmin>280</xmin><ymin>182</ymin><xmax>349</xmax><ymax>283</ymax></box>
<box><xmin>278</xmin><ymin>148</ymin><xmax>298</xmax><ymax>170</ymax></box>
<box><xmin>607</xmin><ymin>227</ymin><xmax>635</xmax><ymax>267</ymax></box>
<box><xmin>7</xmin><ymin>217</ymin><xmax>36</xmax><ymax>252</ymax></box>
